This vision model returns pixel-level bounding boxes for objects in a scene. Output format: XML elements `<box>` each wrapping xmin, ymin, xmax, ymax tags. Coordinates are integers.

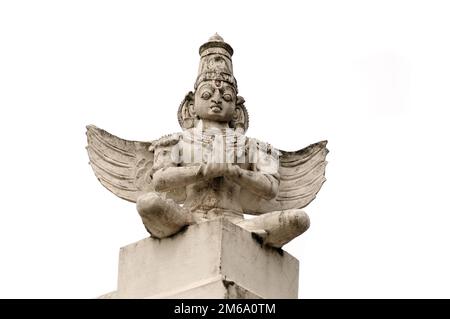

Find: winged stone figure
<box><xmin>86</xmin><ymin>34</ymin><xmax>328</xmax><ymax>248</ymax></box>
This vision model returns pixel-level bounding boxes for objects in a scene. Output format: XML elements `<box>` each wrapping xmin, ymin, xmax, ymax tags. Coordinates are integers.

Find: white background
<box><xmin>1</xmin><ymin>0</ymin><xmax>449</xmax><ymax>298</ymax></box>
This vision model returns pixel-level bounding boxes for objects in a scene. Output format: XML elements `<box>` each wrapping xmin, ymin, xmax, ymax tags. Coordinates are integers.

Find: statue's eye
<box><xmin>201</xmin><ymin>91</ymin><xmax>211</xmax><ymax>99</ymax></box>
<box><xmin>223</xmin><ymin>94</ymin><xmax>232</xmax><ymax>102</ymax></box>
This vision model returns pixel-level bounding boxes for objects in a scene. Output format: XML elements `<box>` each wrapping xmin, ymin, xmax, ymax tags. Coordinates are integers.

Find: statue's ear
<box><xmin>230</xmin><ymin>95</ymin><xmax>249</xmax><ymax>133</ymax></box>
<box><xmin>177</xmin><ymin>91</ymin><xmax>197</xmax><ymax>130</ymax></box>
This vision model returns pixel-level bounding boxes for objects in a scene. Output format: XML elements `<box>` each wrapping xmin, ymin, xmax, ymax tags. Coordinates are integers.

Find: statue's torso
<box><xmin>152</xmin><ymin>129</ymin><xmax>279</xmax><ymax>220</ymax></box>
<box><xmin>178</xmin><ymin>129</ymin><xmax>251</xmax><ymax>220</ymax></box>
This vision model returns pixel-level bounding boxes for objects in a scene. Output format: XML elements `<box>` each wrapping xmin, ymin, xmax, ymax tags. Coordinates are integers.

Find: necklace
<box><xmin>181</xmin><ymin>128</ymin><xmax>246</xmax><ymax>163</ymax></box>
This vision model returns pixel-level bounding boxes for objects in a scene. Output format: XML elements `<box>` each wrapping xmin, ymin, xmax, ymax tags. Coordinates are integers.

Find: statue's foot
<box><xmin>136</xmin><ymin>192</ymin><xmax>194</xmax><ymax>238</ymax></box>
<box><xmin>237</xmin><ymin>209</ymin><xmax>310</xmax><ymax>248</ymax></box>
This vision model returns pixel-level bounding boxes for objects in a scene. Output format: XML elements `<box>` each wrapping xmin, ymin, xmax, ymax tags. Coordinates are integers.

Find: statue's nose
<box><xmin>211</xmin><ymin>91</ymin><xmax>222</xmax><ymax>104</ymax></box>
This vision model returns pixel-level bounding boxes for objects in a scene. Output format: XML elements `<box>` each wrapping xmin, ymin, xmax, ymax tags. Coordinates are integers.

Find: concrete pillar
<box><xmin>100</xmin><ymin>218</ymin><xmax>299</xmax><ymax>299</ymax></box>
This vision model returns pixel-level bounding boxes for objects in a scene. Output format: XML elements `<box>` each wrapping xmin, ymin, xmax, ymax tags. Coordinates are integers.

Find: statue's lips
<box><xmin>210</xmin><ymin>105</ymin><xmax>222</xmax><ymax>113</ymax></box>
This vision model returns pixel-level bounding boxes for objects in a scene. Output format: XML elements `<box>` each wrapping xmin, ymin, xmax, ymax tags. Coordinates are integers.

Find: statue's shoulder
<box><xmin>149</xmin><ymin>132</ymin><xmax>182</xmax><ymax>152</ymax></box>
<box><xmin>245</xmin><ymin>136</ymin><xmax>280</xmax><ymax>156</ymax></box>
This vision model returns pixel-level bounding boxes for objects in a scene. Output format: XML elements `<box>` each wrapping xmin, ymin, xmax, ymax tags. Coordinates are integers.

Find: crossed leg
<box><xmin>137</xmin><ymin>192</ymin><xmax>310</xmax><ymax>247</ymax></box>
<box><xmin>237</xmin><ymin>209</ymin><xmax>310</xmax><ymax>248</ymax></box>
<box><xmin>136</xmin><ymin>192</ymin><xmax>194</xmax><ymax>238</ymax></box>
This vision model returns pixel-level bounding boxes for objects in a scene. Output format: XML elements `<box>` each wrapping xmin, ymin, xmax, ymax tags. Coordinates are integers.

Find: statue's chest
<box><xmin>178</xmin><ymin>133</ymin><xmax>248</xmax><ymax>166</ymax></box>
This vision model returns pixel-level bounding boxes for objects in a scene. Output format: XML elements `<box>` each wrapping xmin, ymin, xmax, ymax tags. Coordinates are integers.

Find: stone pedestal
<box><xmin>100</xmin><ymin>218</ymin><xmax>299</xmax><ymax>299</ymax></box>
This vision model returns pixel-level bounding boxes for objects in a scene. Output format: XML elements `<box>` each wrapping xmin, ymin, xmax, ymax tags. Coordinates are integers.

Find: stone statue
<box><xmin>86</xmin><ymin>34</ymin><xmax>328</xmax><ymax>248</ymax></box>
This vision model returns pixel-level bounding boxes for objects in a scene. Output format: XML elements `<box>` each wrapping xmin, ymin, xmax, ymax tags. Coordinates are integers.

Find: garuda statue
<box><xmin>86</xmin><ymin>34</ymin><xmax>328</xmax><ymax>248</ymax></box>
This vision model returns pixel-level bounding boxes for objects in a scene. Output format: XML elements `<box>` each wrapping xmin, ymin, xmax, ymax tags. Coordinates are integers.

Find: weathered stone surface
<box><xmin>107</xmin><ymin>219</ymin><xmax>298</xmax><ymax>299</ymax></box>
<box><xmin>86</xmin><ymin>34</ymin><xmax>328</xmax><ymax>249</ymax></box>
<box><xmin>88</xmin><ymin>34</ymin><xmax>328</xmax><ymax>299</ymax></box>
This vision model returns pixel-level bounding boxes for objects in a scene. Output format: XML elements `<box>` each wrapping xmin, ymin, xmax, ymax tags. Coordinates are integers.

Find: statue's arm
<box><xmin>150</xmin><ymin>137</ymin><xmax>208</xmax><ymax>192</ymax></box>
<box><xmin>153</xmin><ymin>166</ymin><xmax>205</xmax><ymax>192</ymax></box>
<box><xmin>227</xmin><ymin>166</ymin><xmax>279</xmax><ymax>200</ymax></box>
<box><xmin>227</xmin><ymin>145</ymin><xmax>280</xmax><ymax>200</ymax></box>
<box><xmin>153</xmin><ymin>162</ymin><xmax>279</xmax><ymax>199</ymax></box>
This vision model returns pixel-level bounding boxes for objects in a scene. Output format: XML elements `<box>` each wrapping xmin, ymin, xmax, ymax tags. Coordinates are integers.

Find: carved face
<box><xmin>193</xmin><ymin>80</ymin><xmax>236</xmax><ymax>123</ymax></box>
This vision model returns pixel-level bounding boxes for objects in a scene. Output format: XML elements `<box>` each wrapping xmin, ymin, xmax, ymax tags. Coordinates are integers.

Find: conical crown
<box><xmin>195</xmin><ymin>33</ymin><xmax>238</xmax><ymax>92</ymax></box>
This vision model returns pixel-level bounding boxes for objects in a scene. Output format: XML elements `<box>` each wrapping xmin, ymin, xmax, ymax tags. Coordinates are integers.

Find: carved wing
<box><xmin>86</xmin><ymin>125</ymin><xmax>154</xmax><ymax>202</ymax></box>
<box><xmin>276</xmin><ymin>140</ymin><xmax>328</xmax><ymax>209</ymax></box>
<box><xmin>241</xmin><ymin>141</ymin><xmax>328</xmax><ymax>214</ymax></box>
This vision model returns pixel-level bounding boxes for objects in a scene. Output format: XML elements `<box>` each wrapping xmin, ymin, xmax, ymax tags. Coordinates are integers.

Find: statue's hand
<box><xmin>199</xmin><ymin>162</ymin><xmax>239</xmax><ymax>178</ymax></box>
